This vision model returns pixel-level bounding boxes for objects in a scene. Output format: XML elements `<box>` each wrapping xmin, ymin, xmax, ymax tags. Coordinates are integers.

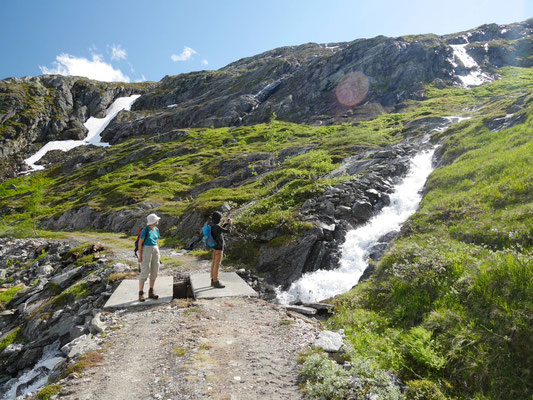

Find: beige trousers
<box><xmin>139</xmin><ymin>245</ymin><xmax>160</xmax><ymax>281</ymax></box>
<box><xmin>211</xmin><ymin>250</ymin><xmax>223</xmax><ymax>281</ymax></box>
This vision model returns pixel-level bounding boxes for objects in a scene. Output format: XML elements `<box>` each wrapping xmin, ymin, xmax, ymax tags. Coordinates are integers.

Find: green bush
<box><xmin>36</xmin><ymin>384</ymin><xmax>62</xmax><ymax>400</ymax></box>
<box><xmin>300</xmin><ymin>352</ymin><xmax>405</xmax><ymax>400</ymax></box>
<box><xmin>406</xmin><ymin>380</ymin><xmax>447</xmax><ymax>400</ymax></box>
<box><xmin>401</xmin><ymin>326</ymin><xmax>446</xmax><ymax>372</ymax></box>
<box><xmin>300</xmin><ymin>352</ymin><xmax>350</xmax><ymax>400</ymax></box>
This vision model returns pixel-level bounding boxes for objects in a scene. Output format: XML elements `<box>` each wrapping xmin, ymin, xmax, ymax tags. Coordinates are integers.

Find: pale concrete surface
<box><xmin>190</xmin><ymin>272</ymin><xmax>258</xmax><ymax>299</ymax></box>
<box><xmin>104</xmin><ymin>276</ymin><xmax>174</xmax><ymax>310</ymax></box>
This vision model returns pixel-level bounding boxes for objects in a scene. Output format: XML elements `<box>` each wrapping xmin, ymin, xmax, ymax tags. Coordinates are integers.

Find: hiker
<box><xmin>210</xmin><ymin>211</ymin><xmax>232</xmax><ymax>288</ymax></box>
<box><xmin>137</xmin><ymin>213</ymin><xmax>161</xmax><ymax>302</ymax></box>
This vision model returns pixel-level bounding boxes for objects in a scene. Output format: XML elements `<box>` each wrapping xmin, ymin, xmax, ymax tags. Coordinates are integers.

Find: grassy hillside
<box><xmin>302</xmin><ymin>68</ymin><xmax>533</xmax><ymax>399</ymax></box>
<box><xmin>0</xmin><ymin>67</ymin><xmax>531</xmax><ymax>399</ymax></box>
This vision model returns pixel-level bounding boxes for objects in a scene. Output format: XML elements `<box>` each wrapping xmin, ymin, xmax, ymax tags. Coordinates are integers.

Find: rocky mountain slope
<box><xmin>0</xmin><ymin>18</ymin><xmax>532</xmax><ymax>400</ymax></box>
<box><xmin>1</xmin><ymin>19</ymin><xmax>531</xmax><ymax>179</ymax></box>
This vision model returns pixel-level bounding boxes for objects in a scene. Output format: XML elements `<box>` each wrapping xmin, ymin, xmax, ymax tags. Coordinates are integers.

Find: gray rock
<box><xmin>15</xmin><ymin>347</ymin><xmax>42</xmax><ymax>370</ymax></box>
<box><xmin>50</xmin><ymin>266</ymin><xmax>84</xmax><ymax>288</ymax></box>
<box><xmin>70</xmin><ymin>325</ymin><xmax>87</xmax><ymax>340</ymax></box>
<box><xmin>2</xmin><ymin>343</ymin><xmax>24</xmax><ymax>357</ymax></box>
<box><xmin>286</xmin><ymin>305</ymin><xmax>317</xmax><ymax>315</ymax></box>
<box><xmin>335</xmin><ymin>205</ymin><xmax>352</xmax><ymax>217</ymax></box>
<box><xmin>220</xmin><ymin>202</ymin><xmax>232</xmax><ymax>213</ymax></box>
<box><xmin>89</xmin><ymin>313</ymin><xmax>107</xmax><ymax>334</ymax></box>
<box><xmin>37</xmin><ymin>264</ymin><xmax>54</xmax><ymax>276</ymax></box>
<box><xmin>314</xmin><ymin>330</ymin><xmax>345</xmax><ymax>352</ymax></box>
<box><xmin>61</xmin><ymin>334</ymin><xmax>100</xmax><ymax>358</ymax></box>
<box><xmin>351</xmin><ymin>201</ymin><xmax>373</xmax><ymax>222</ymax></box>
<box><xmin>302</xmin><ymin>302</ymin><xmax>335</xmax><ymax>312</ymax></box>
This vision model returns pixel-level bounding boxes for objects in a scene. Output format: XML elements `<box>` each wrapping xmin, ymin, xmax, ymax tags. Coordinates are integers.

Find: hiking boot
<box><xmin>212</xmin><ymin>281</ymin><xmax>225</xmax><ymax>289</ymax></box>
<box><xmin>148</xmin><ymin>288</ymin><xmax>159</xmax><ymax>300</ymax></box>
<box><xmin>211</xmin><ymin>278</ymin><xmax>214</xmax><ymax>287</ymax></box>
<box><xmin>138</xmin><ymin>291</ymin><xmax>145</xmax><ymax>302</ymax></box>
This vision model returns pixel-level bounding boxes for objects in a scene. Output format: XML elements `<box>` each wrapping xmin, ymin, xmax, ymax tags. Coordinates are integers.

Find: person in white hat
<box><xmin>137</xmin><ymin>213</ymin><xmax>161</xmax><ymax>302</ymax></box>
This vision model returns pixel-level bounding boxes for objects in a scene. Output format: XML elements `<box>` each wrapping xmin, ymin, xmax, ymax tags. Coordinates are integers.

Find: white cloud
<box><xmin>135</xmin><ymin>74</ymin><xmax>147</xmax><ymax>82</ymax></box>
<box><xmin>110</xmin><ymin>44</ymin><xmax>127</xmax><ymax>61</ymax></box>
<box><xmin>171</xmin><ymin>46</ymin><xmax>197</xmax><ymax>62</ymax></box>
<box><xmin>201</xmin><ymin>59</ymin><xmax>209</xmax><ymax>66</ymax></box>
<box><xmin>40</xmin><ymin>53</ymin><xmax>130</xmax><ymax>82</ymax></box>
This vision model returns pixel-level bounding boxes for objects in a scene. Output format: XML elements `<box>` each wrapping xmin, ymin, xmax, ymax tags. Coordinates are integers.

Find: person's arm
<box><xmin>138</xmin><ymin>227</ymin><xmax>146</xmax><ymax>262</ymax></box>
<box><xmin>138</xmin><ymin>237</ymin><xmax>144</xmax><ymax>262</ymax></box>
<box><xmin>221</xmin><ymin>219</ymin><xmax>233</xmax><ymax>233</ymax></box>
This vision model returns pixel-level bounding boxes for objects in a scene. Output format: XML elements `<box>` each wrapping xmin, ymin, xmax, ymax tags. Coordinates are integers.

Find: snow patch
<box><xmin>23</xmin><ymin>95</ymin><xmax>140</xmax><ymax>172</ymax></box>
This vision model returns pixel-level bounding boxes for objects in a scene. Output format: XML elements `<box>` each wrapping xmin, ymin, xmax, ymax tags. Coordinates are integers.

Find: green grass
<box><xmin>52</xmin><ymin>282</ymin><xmax>91</xmax><ymax>306</ymax></box>
<box><xmin>0</xmin><ymin>285</ymin><xmax>24</xmax><ymax>306</ymax></box>
<box><xmin>0</xmin><ymin>327</ymin><xmax>24</xmax><ymax>353</ymax></box>
<box><xmin>35</xmin><ymin>384</ymin><xmax>62</xmax><ymax>400</ymax></box>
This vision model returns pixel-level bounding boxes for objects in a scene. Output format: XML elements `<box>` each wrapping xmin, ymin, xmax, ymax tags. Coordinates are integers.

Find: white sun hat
<box><xmin>147</xmin><ymin>213</ymin><xmax>160</xmax><ymax>225</ymax></box>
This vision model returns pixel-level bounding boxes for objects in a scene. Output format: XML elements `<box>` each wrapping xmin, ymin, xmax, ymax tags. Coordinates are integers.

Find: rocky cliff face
<box><xmin>105</xmin><ymin>19</ymin><xmax>532</xmax><ymax>138</ymax></box>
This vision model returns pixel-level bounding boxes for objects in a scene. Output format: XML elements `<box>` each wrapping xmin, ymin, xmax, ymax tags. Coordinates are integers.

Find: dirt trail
<box><xmin>55</xmin><ymin>234</ymin><xmax>320</xmax><ymax>400</ymax></box>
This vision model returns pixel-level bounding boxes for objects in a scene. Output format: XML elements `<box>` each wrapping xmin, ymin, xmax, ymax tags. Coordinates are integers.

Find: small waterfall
<box><xmin>23</xmin><ymin>94</ymin><xmax>140</xmax><ymax>172</ymax></box>
<box><xmin>1</xmin><ymin>341</ymin><xmax>64</xmax><ymax>400</ymax></box>
<box><xmin>448</xmin><ymin>36</ymin><xmax>492</xmax><ymax>87</ymax></box>
<box><xmin>277</xmin><ymin>147</ymin><xmax>436</xmax><ymax>304</ymax></box>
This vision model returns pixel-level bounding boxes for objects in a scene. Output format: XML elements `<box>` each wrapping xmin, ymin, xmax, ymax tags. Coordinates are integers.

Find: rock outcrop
<box><xmin>0</xmin><ymin>238</ymin><xmax>132</xmax><ymax>395</ymax></box>
<box><xmin>0</xmin><ymin>76</ymin><xmax>153</xmax><ymax>179</ymax></box>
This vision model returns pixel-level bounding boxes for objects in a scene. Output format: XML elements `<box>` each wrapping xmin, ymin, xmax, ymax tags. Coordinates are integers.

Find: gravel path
<box><xmin>55</xmin><ymin>234</ymin><xmax>319</xmax><ymax>400</ymax></box>
<box><xmin>59</xmin><ymin>298</ymin><xmax>318</xmax><ymax>400</ymax></box>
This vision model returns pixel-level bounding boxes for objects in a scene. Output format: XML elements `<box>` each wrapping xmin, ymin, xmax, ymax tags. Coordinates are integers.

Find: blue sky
<box><xmin>0</xmin><ymin>0</ymin><xmax>531</xmax><ymax>82</ymax></box>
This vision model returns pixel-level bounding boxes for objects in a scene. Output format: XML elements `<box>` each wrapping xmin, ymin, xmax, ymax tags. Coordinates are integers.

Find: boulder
<box><xmin>15</xmin><ymin>347</ymin><xmax>42</xmax><ymax>371</ymax></box>
<box><xmin>37</xmin><ymin>264</ymin><xmax>54</xmax><ymax>276</ymax></box>
<box><xmin>50</xmin><ymin>266</ymin><xmax>84</xmax><ymax>288</ymax></box>
<box><xmin>89</xmin><ymin>313</ymin><xmax>107</xmax><ymax>334</ymax></box>
<box><xmin>314</xmin><ymin>330</ymin><xmax>345</xmax><ymax>352</ymax></box>
<box><xmin>286</xmin><ymin>305</ymin><xmax>317</xmax><ymax>315</ymax></box>
<box><xmin>257</xmin><ymin>234</ymin><xmax>318</xmax><ymax>287</ymax></box>
<box><xmin>351</xmin><ymin>201</ymin><xmax>373</xmax><ymax>222</ymax></box>
<box><xmin>60</xmin><ymin>334</ymin><xmax>100</xmax><ymax>359</ymax></box>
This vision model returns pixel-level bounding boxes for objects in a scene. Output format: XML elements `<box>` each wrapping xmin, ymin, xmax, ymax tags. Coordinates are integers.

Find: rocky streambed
<box><xmin>0</xmin><ymin>238</ymin><xmax>133</xmax><ymax>398</ymax></box>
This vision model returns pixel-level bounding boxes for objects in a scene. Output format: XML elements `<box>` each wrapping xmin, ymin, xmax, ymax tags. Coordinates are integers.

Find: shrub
<box><xmin>406</xmin><ymin>380</ymin><xmax>447</xmax><ymax>400</ymax></box>
<box><xmin>36</xmin><ymin>384</ymin><xmax>62</xmax><ymax>400</ymax></box>
<box><xmin>300</xmin><ymin>352</ymin><xmax>350</xmax><ymax>400</ymax></box>
<box><xmin>300</xmin><ymin>352</ymin><xmax>405</xmax><ymax>400</ymax></box>
<box><xmin>401</xmin><ymin>326</ymin><xmax>446</xmax><ymax>372</ymax></box>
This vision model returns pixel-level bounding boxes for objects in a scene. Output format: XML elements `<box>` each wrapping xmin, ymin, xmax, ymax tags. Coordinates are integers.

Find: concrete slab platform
<box><xmin>190</xmin><ymin>272</ymin><xmax>258</xmax><ymax>299</ymax></box>
<box><xmin>103</xmin><ymin>276</ymin><xmax>174</xmax><ymax>310</ymax></box>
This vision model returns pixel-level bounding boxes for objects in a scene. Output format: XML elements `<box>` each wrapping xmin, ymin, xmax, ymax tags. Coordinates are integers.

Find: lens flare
<box><xmin>335</xmin><ymin>71</ymin><xmax>369</xmax><ymax>106</ymax></box>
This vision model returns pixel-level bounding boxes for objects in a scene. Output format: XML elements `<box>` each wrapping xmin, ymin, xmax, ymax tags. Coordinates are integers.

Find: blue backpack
<box><xmin>202</xmin><ymin>224</ymin><xmax>217</xmax><ymax>248</ymax></box>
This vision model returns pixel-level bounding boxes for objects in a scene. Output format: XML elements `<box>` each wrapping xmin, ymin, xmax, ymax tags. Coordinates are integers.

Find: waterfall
<box><xmin>1</xmin><ymin>341</ymin><xmax>64</xmax><ymax>399</ymax></box>
<box><xmin>23</xmin><ymin>94</ymin><xmax>140</xmax><ymax>172</ymax></box>
<box><xmin>276</xmin><ymin>147</ymin><xmax>437</xmax><ymax>304</ymax></box>
<box><xmin>448</xmin><ymin>35</ymin><xmax>492</xmax><ymax>87</ymax></box>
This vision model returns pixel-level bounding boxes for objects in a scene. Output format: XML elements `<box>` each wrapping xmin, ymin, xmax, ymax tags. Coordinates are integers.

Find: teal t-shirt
<box><xmin>140</xmin><ymin>226</ymin><xmax>160</xmax><ymax>246</ymax></box>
